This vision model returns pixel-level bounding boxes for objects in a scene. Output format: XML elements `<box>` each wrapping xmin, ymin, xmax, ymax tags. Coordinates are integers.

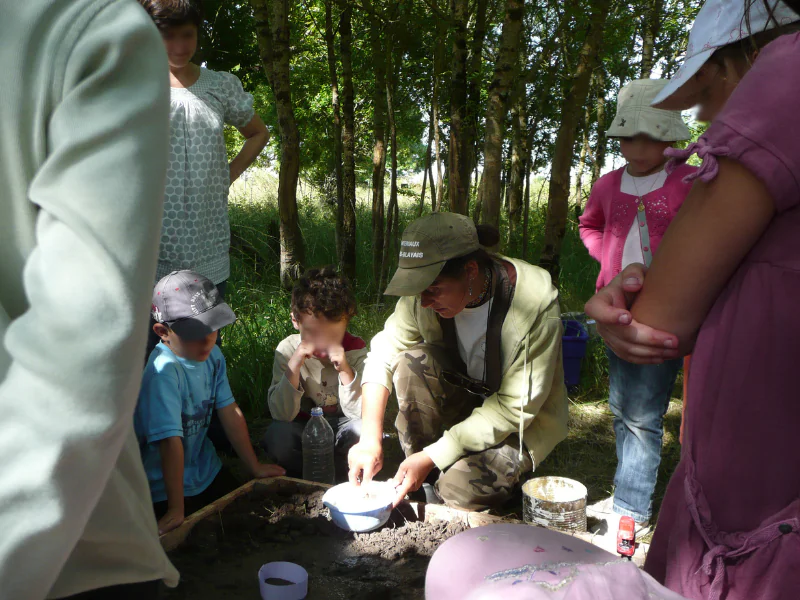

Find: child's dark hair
<box><xmin>438</xmin><ymin>224</ymin><xmax>500</xmax><ymax>279</ymax></box>
<box><xmin>291</xmin><ymin>267</ymin><xmax>357</xmax><ymax>322</ymax></box>
<box><xmin>138</xmin><ymin>0</ymin><xmax>204</xmax><ymax>31</ymax></box>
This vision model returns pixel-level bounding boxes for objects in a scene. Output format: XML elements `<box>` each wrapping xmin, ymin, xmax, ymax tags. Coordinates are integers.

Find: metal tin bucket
<box><xmin>522</xmin><ymin>476</ymin><xmax>587</xmax><ymax>533</ymax></box>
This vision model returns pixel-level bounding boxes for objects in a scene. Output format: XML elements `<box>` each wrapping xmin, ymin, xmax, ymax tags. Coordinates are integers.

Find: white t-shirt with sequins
<box><xmin>157</xmin><ymin>68</ymin><xmax>255</xmax><ymax>284</ymax></box>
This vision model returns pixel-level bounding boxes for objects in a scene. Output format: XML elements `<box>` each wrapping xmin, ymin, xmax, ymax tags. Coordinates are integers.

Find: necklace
<box><xmin>628</xmin><ymin>165</ymin><xmax>663</xmax><ymax>202</ymax></box>
<box><xmin>466</xmin><ymin>266</ymin><xmax>492</xmax><ymax>308</ymax></box>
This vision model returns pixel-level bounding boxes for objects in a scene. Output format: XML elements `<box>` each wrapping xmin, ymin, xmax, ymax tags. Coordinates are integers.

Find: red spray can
<box><xmin>617</xmin><ymin>516</ymin><xmax>636</xmax><ymax>559</ymax></box>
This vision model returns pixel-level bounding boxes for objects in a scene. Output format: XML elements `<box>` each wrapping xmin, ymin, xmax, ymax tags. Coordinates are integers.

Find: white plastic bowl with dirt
<box><xmin>322</xmin><ymin>480</ymin><xmax>395</xmax><ymax>533</ymax></box>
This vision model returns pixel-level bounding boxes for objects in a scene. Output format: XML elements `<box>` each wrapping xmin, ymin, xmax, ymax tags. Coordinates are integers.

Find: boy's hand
<box><xmin>252</xmin><ymin>463</ymin><xmax>286</xmax><ymax>479</ymax></box>
<box><xmin>289</xmin><ymin>340</ymin><xmax>316</xmax><ymax>367</ymax></box>
<box><xmin>157</xmin><ymin>507</ymin><xmax>185</xmax><ymax>536</ymax></box>
<box><xmin>328</xmin><ymin>345</ymin><xmax>354</xmax><ymax>380</ymax></box>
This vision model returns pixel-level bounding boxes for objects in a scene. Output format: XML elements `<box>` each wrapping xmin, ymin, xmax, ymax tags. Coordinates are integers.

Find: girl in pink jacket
<box><xmin>579</xmin><ymin>79</ymin><xmax>696</xmax><ymax>546</ymax></box>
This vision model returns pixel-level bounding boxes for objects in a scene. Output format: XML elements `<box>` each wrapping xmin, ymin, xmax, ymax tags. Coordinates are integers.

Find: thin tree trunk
<box><xmin>640</xmin><ymin>0</ymin><xmax>663</xmax><ymax>78</ymax></box>
<box><xmin>448</xmin><ymin>0</ymin><xmax>469</xmax><ymax>214</ymax></box>
<box><xmin>591</xmin><ymin>71</ymin><xmax>606</xmax><ymax>187</ymax></box>
<box><xmin>540</xmin><ymin>0</ymin><xmax>611</xmax><ymax>282</ymax></box>
<box><xmin>480</xmin><ymin>0</ymin><xmax>526</xmax><ymax>230</ymax></box>
<box><xmin>433</xmin><ymin>0</ymin><xmax>445</xmax><ymax>213</ymax></box>
<box><xmin>461</xmin><ymin>0</ymin><xmax>490</xmax><ymax>208</ymax></box>
<box><xmin>325</xmin><ymin>0</ymin><xmax>345</xmax><ymax>275</ymax></box>
<box><xmin>574</xmin><ymin>102</ymin><xmax>592</xmax><ymax>204</ymax></box>
<box><xmin>419</xmin><ymin>114</ymin><xmax>433</xmax><ymax>216</ymax></box>
<box><xmin>365</xmin><ymin>0</ymin><xmax>386</xmax><ymax>291</ymax></box>
<box><xmin>521</xmin><ymin>148</ymin><xmax>532</xmax><ymax>260</ymax></box>
<box><xmin>252</xmin><ymin>0</ymin><xmax>304</xmax><ymax>287</ymax></box>
<box><xmin>507</xmin><ymin>75</ymin><xmax>526</xmax><ymax>243</ymax></box>
<box><xmin>381</xmin><ymin>60</ymin><xmax>400</xmax><ymax>292</ymax></box>
<box><xmin>339</xmin><ymin>3</ymin><xmax>357</xmax><ymax>280</ymax></box>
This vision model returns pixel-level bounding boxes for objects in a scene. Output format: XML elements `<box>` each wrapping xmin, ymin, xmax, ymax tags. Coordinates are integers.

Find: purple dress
<box><xmin>645</xmin><ymin>33</ymin><xmax>800</xmax><ymax>600</ymax></box>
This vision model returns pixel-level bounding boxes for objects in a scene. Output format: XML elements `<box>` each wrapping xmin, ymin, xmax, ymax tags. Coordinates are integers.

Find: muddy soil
<box><xmin>164</xmin><ymin>485</ymin><xmax>467</xmax><ymax>600</ymax></box>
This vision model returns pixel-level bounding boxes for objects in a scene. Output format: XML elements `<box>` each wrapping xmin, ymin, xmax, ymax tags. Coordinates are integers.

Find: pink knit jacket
<box><xmin>579</xmin><ymin>163</ymin><xmax>697</xmax><ymax>291</ymax></box>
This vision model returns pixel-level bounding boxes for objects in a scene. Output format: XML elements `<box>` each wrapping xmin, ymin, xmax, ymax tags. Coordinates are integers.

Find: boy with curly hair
<box><xmin>263</xmin><ymin>267</ymin><xmax>365</xmax><ymax>479</ymax></box>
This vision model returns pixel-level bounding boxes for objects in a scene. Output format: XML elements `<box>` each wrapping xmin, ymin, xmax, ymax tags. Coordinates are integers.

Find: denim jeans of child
<box><xmin>606</xmin><ymin>347</ymin><xmax>682</xmax><ymax>523</ymax></box>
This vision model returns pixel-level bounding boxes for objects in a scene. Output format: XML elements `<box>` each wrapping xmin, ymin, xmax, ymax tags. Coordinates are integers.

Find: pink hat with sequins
<box><xmin>652</xmin><ymin>0</ymin><xmax>799</xmax><ymax>110</ymax></box>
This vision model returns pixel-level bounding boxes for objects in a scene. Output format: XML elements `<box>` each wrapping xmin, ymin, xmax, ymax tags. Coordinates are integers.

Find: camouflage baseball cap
<box><xmin>384</xmin><ymin>212</ymin><xmax>480</xmax><ymax>296</ymax></box>
<box><xmin>152</xmin><ymin>271</ymin><xmax>237</xmax><ymax>340</ymax></box>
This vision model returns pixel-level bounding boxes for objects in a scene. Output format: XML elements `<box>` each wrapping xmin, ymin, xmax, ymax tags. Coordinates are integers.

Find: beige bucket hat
<box><xmin>606</xmin><ymin>79</ymin><xmax>691</xmax><ymax>141</ymax></box>
<box><xmin>384</xmin><ymin>212</ymin><xmax>480</xmax><ymax>296</ymax></box>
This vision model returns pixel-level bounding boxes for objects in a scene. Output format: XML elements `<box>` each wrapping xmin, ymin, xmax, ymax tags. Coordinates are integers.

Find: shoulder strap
<box><xmin>436</xmin><ymin>258</ymin><xmax>515</xmax><ymax>394</ymax></box>
<box><xmin>485</xmin><ymin>259</ymin><xmax>514</xmax><ymax>394</ymax></box>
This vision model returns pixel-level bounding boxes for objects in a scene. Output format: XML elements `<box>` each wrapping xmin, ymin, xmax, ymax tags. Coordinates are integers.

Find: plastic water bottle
<box><xmin>302</xmin><ymin>406</ymin><xmax>335</xmax><ymax>485</ymax></box>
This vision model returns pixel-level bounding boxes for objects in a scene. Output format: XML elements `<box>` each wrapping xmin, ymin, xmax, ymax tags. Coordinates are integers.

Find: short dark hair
<box><xmin>291</xmin><ymin>267</ymin><xmax>357</xmax><ymax>322</ymax></box>
<box><xmin>438</xmin><ymin>224</ymin><xmax>500</xmax><ymax>280</ymax></box>
<box><xmin>138</xmin><ymin>0</ymin><xmax>204</xmax><ymax>31</ymax></box>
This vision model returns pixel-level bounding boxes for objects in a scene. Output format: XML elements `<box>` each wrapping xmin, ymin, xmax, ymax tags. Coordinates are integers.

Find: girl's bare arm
<box><xmin>631</xmin><ymin>158</ymin><xmax>775</xmax><ymax>354</ymax></box>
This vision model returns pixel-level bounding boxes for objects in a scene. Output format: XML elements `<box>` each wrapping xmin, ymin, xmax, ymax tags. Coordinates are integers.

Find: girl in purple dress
<box><xmin>590</xmin><ymin>1</ymin><xmax>800</xmax><ymax>598</ymax></box>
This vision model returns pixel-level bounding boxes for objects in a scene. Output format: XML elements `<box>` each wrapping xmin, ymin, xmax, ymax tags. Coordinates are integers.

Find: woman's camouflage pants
<box><xmin>392</xmin><ymin>344</ymin><xmax>532</xmax><ymax>511</ymax></box>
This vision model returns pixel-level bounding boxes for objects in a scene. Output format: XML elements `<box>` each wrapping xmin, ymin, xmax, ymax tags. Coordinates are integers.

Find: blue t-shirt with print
<box><xmin>135</xmin><ymin>342</ymin><xmax>235</xmax><ymax>503</ymax></box>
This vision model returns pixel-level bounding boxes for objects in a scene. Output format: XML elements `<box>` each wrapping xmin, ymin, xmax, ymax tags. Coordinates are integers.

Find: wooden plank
<box><xmin>160</xmin><ymin>476</ymin><xmax>331</xmax><ymax>552</ymax></box>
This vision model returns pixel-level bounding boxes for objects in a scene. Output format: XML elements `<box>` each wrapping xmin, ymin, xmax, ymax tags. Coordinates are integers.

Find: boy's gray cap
<box><xmin>152</xmin><ymin>271</ymin><xmax>236</xmax><ymax>341</ymax></box>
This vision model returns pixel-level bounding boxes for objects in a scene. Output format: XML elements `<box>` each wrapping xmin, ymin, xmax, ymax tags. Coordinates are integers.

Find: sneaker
<box><xmin>586</xmin><ymin>495</ymin><xmax>615</xmax><ymax>520</ymax></box>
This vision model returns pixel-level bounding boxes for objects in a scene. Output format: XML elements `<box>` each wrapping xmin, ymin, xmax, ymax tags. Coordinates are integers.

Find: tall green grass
<box><xmin>223</xmin><ymin>173</ymin><xmax>606</xmax><ymax>419</ymax></box>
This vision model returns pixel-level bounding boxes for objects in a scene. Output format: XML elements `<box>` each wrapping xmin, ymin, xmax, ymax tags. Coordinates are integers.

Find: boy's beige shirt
<box><xmin>268</xmin><ymin>334</ymin><xmax>367</xmax><ymax>422</ymax></box>
<box><xmin>362</xmin><ymin>257</ymin><xmax>569</xmax><ymax>471</ymax></box>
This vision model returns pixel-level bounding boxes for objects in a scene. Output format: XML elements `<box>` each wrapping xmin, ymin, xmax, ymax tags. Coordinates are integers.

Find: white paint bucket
<box><xmin>522</xmin><ymin>476</ymin><xmax>587</xmax><ymax>532</ymax></box>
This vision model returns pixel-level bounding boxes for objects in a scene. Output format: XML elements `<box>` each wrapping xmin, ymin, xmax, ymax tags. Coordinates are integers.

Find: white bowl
<box><xmin>322</xmin><ymin>481</ymin><xmax>395</xmax><ymax>533</ymax></box>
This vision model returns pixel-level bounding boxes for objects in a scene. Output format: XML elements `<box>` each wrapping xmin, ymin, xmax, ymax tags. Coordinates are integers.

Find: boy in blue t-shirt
<box><xmin>135</xmin><ymin>271</ymin><xmax>284</xmax><ymax>535</ymax></box>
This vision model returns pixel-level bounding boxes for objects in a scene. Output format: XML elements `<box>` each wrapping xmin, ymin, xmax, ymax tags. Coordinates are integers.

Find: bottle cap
<box><xmin>310</xmin><ymin>406</ymin><xmax>323</xmax><ymax>417</ymax></box>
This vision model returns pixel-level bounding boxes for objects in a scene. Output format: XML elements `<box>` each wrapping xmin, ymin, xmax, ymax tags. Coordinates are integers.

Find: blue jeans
<box><xmin>262</xmin><ymin>415</ymin><xmax>361</xmax><ymax>481</ymax></box>
<box><xmin>607</xmin><ymin>347</ymin><xmax>682</xmax><ymax>522</ymax></box>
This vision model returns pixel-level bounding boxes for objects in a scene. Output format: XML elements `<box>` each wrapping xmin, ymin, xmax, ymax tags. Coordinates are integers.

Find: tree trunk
<box><xmin>507</xmin><ymin>75</ymin><xmax>526</xmax><ymax>243</ymax></box>
<box><xmin>573</xmin><ymin>102</ymin><xmax>592</xmax><ymax>204</ymax></box>
<box><xmin>540</xmin><ymin>0</ymin><xmax>611</xmax><ymax>282</ymax></box>
<box><xmin>448</xmin><ymin>0</ymin><xmax>469</xmax><ymax>214</ymax></box>
<box><xmin>325</xmin><ymin>0</ymin><xmax>345</xmax><ymax>276</ymax></box>
<box><xmin>521</xmin><ymin>147</ymin><xmax>532</xmax><ymax>260</ymax></box>
<box><xmin>381</xmin><ymin>62</ymin><xmax>400</xmax><ymax>292</ymax></box>
<box><xmin>365</xmin><ymin>0</ymin><xmax>386</xmax><ymax>291</ymax></box>
<box><xmin>433</xmin><ymin>0</ymin><xmax>445</xmax><ymax>213</ymax></box>
<box><xmin>460</xmin><ymin>0</ymin><xmax>490</xmax><ymax>208</ymax></box>
<box><xmin>339</xmin><ymin>3</ymin><xmax>357</xmax><ymax>281</ymax></box>
<box><xmin>479</xmin><ymin>0</ymin><xmax>526</xmax><ymax>229</ymax></box>
<box><xmin>252</xmin><ymin>0</ymin><xmax>304</xmax><ymax>288</ymax></box>
<box><xmin>640</xmin><ymin>0</ymin><xmax>663</xmax><ymax>78</ymax></box>
<box><xmin>419</xmin><ymin>113</ymin><xmax>433</xmax><ymax>216</ymax></box>
<box><xmin>590</xmin><ymin>70</ymin><xmax>606</xmax><ymax>187</ymax></box>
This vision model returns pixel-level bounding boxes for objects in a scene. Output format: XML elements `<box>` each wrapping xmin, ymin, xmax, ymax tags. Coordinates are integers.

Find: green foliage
<box><xmin>224</xmin><ymin>175</ymin><xmax>608</xmax><ymax>417</ymax></box>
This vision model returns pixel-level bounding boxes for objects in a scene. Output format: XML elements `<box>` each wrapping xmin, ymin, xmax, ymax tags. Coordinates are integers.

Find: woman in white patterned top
<box><xmin>139</xmin><ymin>0</ymin><xmax>270</xmax><ymax>292</ymax></box>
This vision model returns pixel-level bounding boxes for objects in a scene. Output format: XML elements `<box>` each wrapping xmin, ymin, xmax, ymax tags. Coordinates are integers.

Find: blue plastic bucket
<box><xmin>562</xmin><ymin>319</ymin><xmax>589</xmax><ymax>388</ymax></box>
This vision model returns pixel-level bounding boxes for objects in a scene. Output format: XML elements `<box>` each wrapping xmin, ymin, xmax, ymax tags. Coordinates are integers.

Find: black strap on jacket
<box><xmin>438</xmin><ymin>258</ymin><xmax>515</xmax><ymax>395</ymax></box>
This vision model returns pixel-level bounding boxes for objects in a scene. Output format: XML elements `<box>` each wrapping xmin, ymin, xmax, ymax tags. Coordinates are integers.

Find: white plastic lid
<box><xmin>258</xmin><ymin>562</ymin><xmax>308</xmax><ymax>600</ymax></box>
<box><xmin>310</xmin><ymin>406</ymin><xmax>323</xmax><ymax>417</ymax></box>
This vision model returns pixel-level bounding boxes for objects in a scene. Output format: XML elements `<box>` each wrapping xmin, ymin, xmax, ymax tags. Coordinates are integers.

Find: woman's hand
<box><xmin>391</xmin><ymin>451</ymin><xmax>435</xmax><ymax>508</ymax></box>
<box><xmin>585</xmin><ymin>264</ymin><xmax>680</xmax><ymax>364</ymax></box>
<box><xmin>348</xmin><ymin>439</ymin><xmax>384</xmax><ymax>485</ymax></box>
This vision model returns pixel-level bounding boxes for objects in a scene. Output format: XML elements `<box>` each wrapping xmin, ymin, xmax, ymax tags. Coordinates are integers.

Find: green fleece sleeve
<box><xmin>361</xmin><ymin>296</ymin><xmax>424</xmax><ymax>392</ymax></box>
<box><xmin>424</xmin><ymin>302</ymin><xmax>563</xmax><ymax>470</ymax></box>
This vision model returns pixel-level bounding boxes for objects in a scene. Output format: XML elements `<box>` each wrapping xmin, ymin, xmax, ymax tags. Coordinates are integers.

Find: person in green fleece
<box><xmin>348</xmin><ymin>212</ymin><xmax>568</xmax><ymax>510</ymax></box>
